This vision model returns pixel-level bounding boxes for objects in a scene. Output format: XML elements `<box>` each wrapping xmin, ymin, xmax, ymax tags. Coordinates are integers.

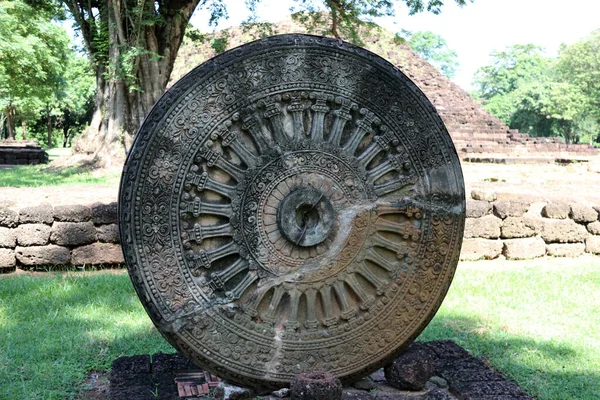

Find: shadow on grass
<box><xmin>420</xmin><ymin>315</ymin><xmax>599</xmax><ymax>400</ymax></box>
<box><xmin>0</xmin><ymin>273</ymin><xmax>598</xmax><ymax>399</ymax></box>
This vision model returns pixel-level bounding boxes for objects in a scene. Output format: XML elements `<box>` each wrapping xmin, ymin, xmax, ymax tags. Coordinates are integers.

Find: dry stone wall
<box><xmin>461</xmin><ymin>191</ymin><xmax>600</xmax><ymax>261</ymax></box>
<box><xmin>0</xmin><ymin>202</ymin><xmax>122</xmax><ymax>272</ymax></box>
<box><xmin>1</xmin><ymin>196</ymin><xmax>599</xmax><ymax>272</ymax></box>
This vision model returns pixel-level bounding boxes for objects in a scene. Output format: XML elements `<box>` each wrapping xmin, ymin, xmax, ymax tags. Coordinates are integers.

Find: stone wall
<box><xmin>462</xmin><ymin>191</ymin><xmax>600</xmax><ymax>260</ymax></box>
<box><xmin>1</xmin><ymin>197</ymin><xmax>599</xmax><ymax>273</ymax></box>
<box><xmin>0</xmin><ymin>202</ymin><xmax>122</xmax><ymax>272</ymax></box>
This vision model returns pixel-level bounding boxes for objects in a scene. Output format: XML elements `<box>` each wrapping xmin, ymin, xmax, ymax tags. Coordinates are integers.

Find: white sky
<box><xmin>190</xmin><ymin>0</ymin><xmax>600</xmax><ymax>91</ymax></box>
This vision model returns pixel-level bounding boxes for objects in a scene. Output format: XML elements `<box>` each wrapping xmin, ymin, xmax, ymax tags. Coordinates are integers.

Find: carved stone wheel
<box><xmin>119</xmin><ymin>34</ymin><xmax>465</xmax><ymax>390</ymax></box>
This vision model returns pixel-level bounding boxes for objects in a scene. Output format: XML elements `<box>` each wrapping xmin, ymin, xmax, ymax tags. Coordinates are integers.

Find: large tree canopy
<box><xmin>31</xmin><ymin>0</ymin><xmax>472</xmax><ymax>166</ymax></box>
<box><xmin>473</xmin><ymin>41</ymin><xmax>599</xmax><ymax>145</ymax></box>
<box><xmin>0</xmin><ymin>0</ymin><xmax>70</xmax><ymax>140</ymax></box>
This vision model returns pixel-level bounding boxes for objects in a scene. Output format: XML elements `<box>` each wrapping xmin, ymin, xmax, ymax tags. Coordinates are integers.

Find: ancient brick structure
<box><xmin>171</xmin><ymin>22</ymin><xmax>598</xmax><ymax>160</ymax></box>
<box><xmin>0</xmin><ymin>140</ymin><xmax>48</xmax><ymax>165</ymax></box>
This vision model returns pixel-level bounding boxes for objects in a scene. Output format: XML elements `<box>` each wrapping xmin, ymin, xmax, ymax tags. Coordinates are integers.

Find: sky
<box><xmin>190</xmin><ymin>0</ymin><xmax>600</xmax><ymax>91</ymax></box>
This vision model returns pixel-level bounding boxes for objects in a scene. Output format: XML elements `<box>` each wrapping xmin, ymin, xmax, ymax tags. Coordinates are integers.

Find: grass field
<box><xmin>0</xmin><ymin>257</ymin><xmax>598</xmax><ymax>399</ymax></box>
<box><xmin>0</xmin><ymin>164</ymin><xmax>119</xmax><ymax>187</ymax></box>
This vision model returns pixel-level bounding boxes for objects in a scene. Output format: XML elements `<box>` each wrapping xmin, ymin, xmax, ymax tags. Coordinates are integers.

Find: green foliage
<box><xmin>556</xmin><ymin>30</ymin><xmax>600</xmax><ymax>125</ymax></box>
<box><xmin>403</xmin><ymin>30</ymin><xmax>458</xmax><ymax>78</ymax></box>
<box><xmin>473</xmin><ymin>42</ymin><xmax>599</xmax><ymax>144</ymax></box>
<box><xmin>0</xmin><ymin>0</ymin><xmax>72</xmax><ymax>139</ymax></box>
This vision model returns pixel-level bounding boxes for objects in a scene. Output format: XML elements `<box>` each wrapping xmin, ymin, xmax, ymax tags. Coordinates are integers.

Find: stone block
<box><xmin>588</xmin><ymin>221</ymin><xmax>600</xmax><ymax>235</ymax></box>
<box><xmin>569</xmin><ymin>203</ymin><xmax>598</xmax><ymax>223</ymax></box>
<box><xmin>0</xmin><ymin>248</ymin><xmax>16</xmax><ymax>269</ymax></box>
<box><xmin>53</xmin><ymin>204</ymin><xmax>92</xmax><ymax>222</ymax></box>
<box><xmin>542</xmin><ymin>202</ymin><xmax>569</xmax><ymax>219</ymax></box>
<box><xmin>16</xmin><ymin>245</ymin><xmax>71</xmax><ymax>266</ymax></box>
<box><xmin>71</xmin><ymin>243</ymin><xmax>124</xmax><ymax>265</ymax></box>
<box><xmin>460</xmin><ymin>239</ymin><xmax>503</xmax><ymax>261</ymax></box>
<box><xmin>97</xmin><ymin>224</ymin><xmax>120</xmax><ymax>243</ymax></box>
<box><xmin>471</xmin><ymin>190</ymin><xmax>496</xmax><ymax>202</ymax></box>
<box><xmin>501</xmin><ymin>216</ymin><xmax>542</xmax><ymax>239</ymax></box>
<box><xmin>503</xmin><ymin>237</ymin><xmax>546</xmax><ymax>260</ymax></box>
<box><xmin>19</xmin><ymin>204</ymin><xmax>53</xmax><ymax>224</ymax></box>
<box><xmin>384</xmin><ymin>342</ymin><xmax>440</xmax><ymax>391</ymax></box>
<box><xmin>91</xmin><ymin>202</ymin><xmax>118</xmax><ymax>225</ymax></box>
<box><xmin>541</xmin><ymin>219</ymin><xmax>588</xmax><ymax>243</ymax></box>
<box><xmin>546</xmin><ymin>243</ymin><xmax>585</xmax><ymax>257</ymax></box>
<box><xmin>493</xmin><ymin>200</ymin><xmax>529</xmax><ymax>219</ymax></box>
<box><xmin>464</xmin><ymin>215</ymin><xmax>501</xmax><ymax>239</ymax></box>
<box><xmin>51</xmin><ymin>222</ymin><xmax>97</xmax><ymax>246</ymax></box>
<box><xmin>586</xmin><ymin>235</ymin><xmax>600</xmax><ymax>254</ymax></box>
<box><xmin>466</xmin><ymin>200</ymin><xmax>491</xmax><ymax>218</ymax></box>
<box><xmin>15</xmin><ymin>224</ymin><xmax>51</xmax><ymax>246</ymax></box>
<box><xmin>0</xmin><ymin>227</ymin><xmax>16</xmax><ymax>248</ymax></box>
<box><xmin>0</xmin><ymin>206</ymin><xmax>18</xmax><ymax>227</ymax></box>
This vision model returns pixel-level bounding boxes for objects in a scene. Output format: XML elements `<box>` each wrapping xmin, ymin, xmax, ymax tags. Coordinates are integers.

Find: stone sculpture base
<box><xmin>100</xmin><ymin>341</ymin><xmax>532</xmax><ymax>400</ymax></box>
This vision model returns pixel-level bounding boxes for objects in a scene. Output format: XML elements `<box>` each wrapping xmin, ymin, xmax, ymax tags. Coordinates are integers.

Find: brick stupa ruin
<box><xmin>170</xmin><ymin>19</ymin><xmax>597</xmax><ymax>162</ymax></box>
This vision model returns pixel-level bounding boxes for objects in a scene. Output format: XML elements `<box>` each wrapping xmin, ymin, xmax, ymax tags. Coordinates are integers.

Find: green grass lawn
<box><xmin>0</xmin><ymin>164</ymin><xmax>120</xmax><ymax>187</ymax></box>
<box><xmin>0</xmin><ymin>257</ymin><xmax>598</xmax><ymax>399</ymax></box>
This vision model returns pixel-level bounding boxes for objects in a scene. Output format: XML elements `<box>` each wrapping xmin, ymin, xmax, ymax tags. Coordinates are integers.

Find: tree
<box><xmin>30</xmin><ymin>0</ymin><xmax>472</xmax><ymax>166</ymax></box>
<box><xmin>402</xmin><ymin>30</ymin><xmax>458</xmax><ymax>78</ymax></box>
<box><xmin>0</xmin><ymin>0</ymin><xmax>70</xmax><ymax>141</ymax></box>
<box><xmin>556</xmin><ymin>30</ymin><xmax>600</xmax><ymax>126</ymax></box>
<box><xmin>473</xmin><ymin>44</ymin><xmax>556</xmax><ymax>137</ymax></box>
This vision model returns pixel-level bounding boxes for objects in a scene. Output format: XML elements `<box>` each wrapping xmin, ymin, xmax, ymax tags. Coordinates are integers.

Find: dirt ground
<box><xmin>1</xmin><ymin>157</ymin><xmax>599</xmax><ymax>209</ymax></box>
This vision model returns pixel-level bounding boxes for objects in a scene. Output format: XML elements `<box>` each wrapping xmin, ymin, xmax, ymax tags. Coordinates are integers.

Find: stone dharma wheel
<box><xmin>119</xmin><ymin>34</ymin><xmax>465</xmax><ymax>390</ymax></box>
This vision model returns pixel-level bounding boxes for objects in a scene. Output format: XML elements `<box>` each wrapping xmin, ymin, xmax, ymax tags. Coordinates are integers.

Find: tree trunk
<box><xmin>21</xmin><ymin>120</ymin><xmax>27</xmax><ymax>140</ymax></box>
<box><xmin>47</xmin><ymin>106</ymin><xmax>53</xmax><ymax>147</ymax></box>
<box><xmin>5</xmin><ymin>104</ymin><xmax>16</xmax><ymax>140</ymax></box>
<box><xmin>69</xmin><ymin>1</ymin><xmax>200</xmax><ymax>168</ymax></box>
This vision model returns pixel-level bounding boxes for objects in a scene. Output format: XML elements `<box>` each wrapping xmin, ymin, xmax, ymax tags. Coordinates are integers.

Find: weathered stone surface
<box><xmin>15</xmin><ymin>223</ymin><xmax>51</xmax><ymax>246</ymax></box>
<box><xmin>97</xmin><ymin>224</ymin><xmax>120</xmax><ymax>243</ymax></box>
<box><xmin>466</xmin><ymin>200</ymin><xmax>491</xmax><ymax>218</ymax></box>
<box><xmin>501</xmin><ymin>216</ymin><xmax>542</xmax><ymax>239</ymax></box>
<box><xmin>91</xmin><ymin>202</ymin><xmax>118</xmax><ymax>225</ymax></box>
<box><xmin>493</xmin><ymin>200</ymin><xmax>529</xmax><ymax>219</ymax></box>
<box><xmin>19</xmin><ymin>204</ymin><xmax>53</xmax><ymax>224</ymax></box>
<box><xmin>464</xmin><ymin>215</ymin><xmax>501</xmax><ymax>239</ymax></box>
<box><xmin>0</xmin><ymin>206</ymin><xmax>18</xmax><ymax>227</ymax></box>
<box><xmin>541</xmin><ymin>219</ymin><xmax>588</xmax><ymax>243</ymax></box>
<box><xmin>290</xmin><ymin>371</ymin><xmax>342</xmax><ymax>400</ymax></box>
<box><xmin>460</xmin><ymin>238</ymin><xmax>503</xmax><ymax>260</ymax></box>
<box><xmin>15</xmin><ymin>245</ymin><xmax>70</xmax><ymax>266</ymax></box>
<box><xmin>384</xmin><ymin>342</ymin><xmax>440</xmax><ymax>391</ymax></box>
<box><xmin>546</xmin><ymin>243</ymin><xmax>585</xmax><ymax>257</ymax></box>
<box><xmin>271</xmin><ymin>388</ymin><xmax>291</xmax><ymax>398</ymax></box>
<box><xmin>503</xmin><ymin>237</ymin><xmax>546</xmax><ymax>259</ymax></box>
<box><xmin>0</xmin><ymin>248</ymin><xmax>16</xmax><ymax>269</ymax></box>
<box><xmin>71</xmin><ymin>243</ymin><xmax>124</xmax><ymax>265</ymax></box>
<box><xmin>53</xmin><ymin>204</ymin><xmax>92</xmax><ymax>222</ymax></box>
<box><xmin>0</xmin><ymin>227</ymin><xmax>16</xmax><ymax>248</ymax></box>
<box><xmin>120</xmin><ymin>34</ymin><xmax>466</xmax><ymax>389</ymax></box>
<box><xmin>351</xmin><ymin>377</ymin><xmax>378</xmax><ymax>391</ymax></box>
<box><xmin>211</xmin><ymin>381</ymin><xmax>255</xmax><ymax>400</ymax></box>
<box><xmin>471</xmin><ymin>190</ymin><xmax>496</xmax><ymax>202</ymax></box>
<box><xmin>586</xmin><ymin>235</ymin><xmax>600</xmax><ymax>254</ymax></box>
<box><xmin>50</xmin><ymin>221</ymin><xmax>96</xmax><ymax>246</ymax></box>
<box><xmin>588</xmin><ymin>221</ymin><xmax>600</xmax><ymax>235</ymax></box>
<box><xmin>542</xmin><ymin>202</ymin><xmax>569</xmax><ymax>219</ymax></box>
<box><xmin>569</xmin><ymin>203</ymin><xmax>598</xmax><ymax>223</ymax></box>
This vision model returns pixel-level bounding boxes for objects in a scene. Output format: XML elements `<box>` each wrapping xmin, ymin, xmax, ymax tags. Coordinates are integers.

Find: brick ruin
<box><xmin>0</xmin><ymin>140</ymin><xmax>48</xmax><ymax>165</ymax></box>
<box><xmin>171</xmin><ymin>21</ymin><xmax>597</xmax><ymax>161</ymax></box>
